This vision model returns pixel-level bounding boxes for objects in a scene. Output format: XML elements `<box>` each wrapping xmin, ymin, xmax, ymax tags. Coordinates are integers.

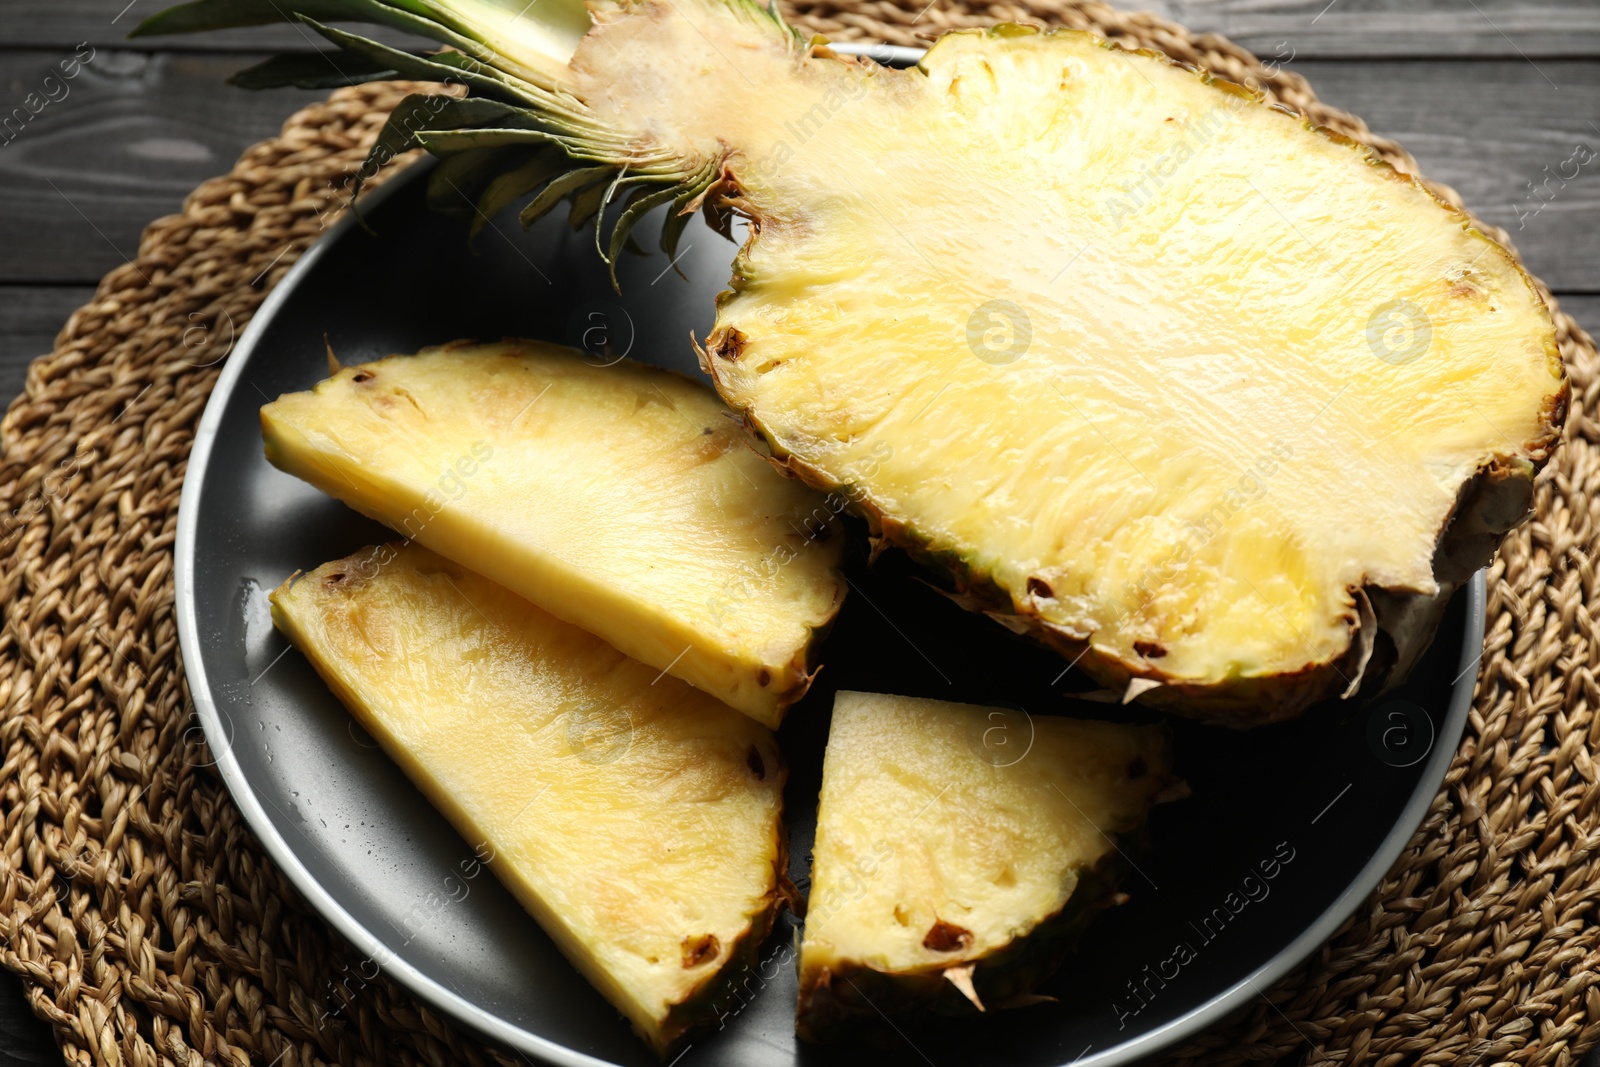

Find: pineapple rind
<box><xmin>260</xmin><ymin>340</ymin><xmax>847</xmax><ymax>727</ymax></box>
<box><xmin>751</xmin><ymin>413</ymin><xmax>1553</xmax><ymax>726</ymax></box>
<box><xmin>796</xmin><ymin>692</ymin><xmax>1175</xmax><ymax>1042</ymax></box>
<box><xmin>758</xmin><ymin>460</ymin><xmax>1370</xmax><ymax>725</ymax></box>
<box><xmin>795</xmin><ymin>845</ymin><xmax>1129</xmax><ymax>1043</ymax></box>
<box><xmin>270</xmin><ymin>544</ymin><xmax>791</xmax><ymax>1057</ymax></box>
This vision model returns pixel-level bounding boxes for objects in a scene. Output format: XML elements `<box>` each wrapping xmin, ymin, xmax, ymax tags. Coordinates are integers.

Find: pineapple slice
<box><xmin>260</xmin><ymin>341</ymin><xmax>845</xmax><ymax>727</ymax></box>
<box><xmin>270</xmin><ymin>543</ymin><xmax>790</xmax><ymax>1056</ymax></box>
<box><xmin>146</xmin><ymin>0</ymin><xmax>1566</xmax><ymax>721</ymax></box>
<box><xmin>797</xmin><ymin>691</ymin><xmax>1174</xmax><ymax>1042</ymax></box>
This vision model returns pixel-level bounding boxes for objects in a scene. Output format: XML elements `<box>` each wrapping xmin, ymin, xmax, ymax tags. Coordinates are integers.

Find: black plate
<box><xmin>175</xmin><ymin>156</ymin><xmax>1483</xmax><ymax>1067</ymax></box>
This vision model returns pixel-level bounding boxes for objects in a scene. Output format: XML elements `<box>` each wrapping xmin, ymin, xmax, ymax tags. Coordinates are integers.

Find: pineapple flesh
<box><xmin>260</xmin><ymin>341</ymin><xmax>846</xmax><ymax>727</ymax></box>
<box><xmin>145</xmin><ymin>0</ymin><xmax>1567</xmax><ymax>721</ymax></box>
<box><xmin>701</xmin><ymin>30</ymin><xmax>1565</xmax><ymax>722</ymax></box>
<box><xmin>797</xmin><ymin>691</ymin><xmax>1174</xmax><ymax>1041</ymax></box>
<box><xmin>271</xmin><ymin>542</ymin><xmax>790</xmax><ymax>1056</ymax></box>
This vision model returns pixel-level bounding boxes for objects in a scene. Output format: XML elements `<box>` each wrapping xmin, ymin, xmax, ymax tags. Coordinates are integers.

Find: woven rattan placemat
<box><xmin>1</xmin><ymin>2</ymin><xmax>1595</xmax><ymax>1064</ymax></box>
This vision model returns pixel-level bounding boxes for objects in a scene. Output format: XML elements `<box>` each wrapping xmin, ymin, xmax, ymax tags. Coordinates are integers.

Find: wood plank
<box><xmin>1292</xmin><ymin>58</ymin><xmax>1600</xmax><ymax>292</ymax></box>
<box><xmin>1554</xmin><ymin>295</ymin><xmax>1600</xmax><ymax>337</ymax></box>
<box><xmin>1136</xmin><ymin>0</ymin><xmax>1600</xmax><ymax>59</ymax></box>
<box><xmin>6</xmin><ymin>0</ymin><xmax>1600</xmax><ymax>58</ymax></box>
<box><xmin>4</xmin><ymin>1</ymin><xmax>424</xmax><ymax>53</ymax></box>
<box><xmin>0</xmin><ymin>287</ymin><xmax>97</xmax><ymax>401</ymax></box>
<box><xmin>0</xmin><ymin>50</ymin><xmax>325</xmax><ymax>284</ymax></box>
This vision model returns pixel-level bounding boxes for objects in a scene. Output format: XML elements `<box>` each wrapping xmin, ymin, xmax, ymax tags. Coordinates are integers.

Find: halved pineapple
<box><xmin>147</xmin><ymin>0</ymin><xmax>1566</xmax><ymax>722</ymax></box>
<box><xmin>271</xmin><ymin>542</ymin><xmax>790</xmax><ymax>1056</ymax></box>
<box><xmin>797</xmin><ymin>691</ymin><xmax>1174</xmax><ymax>1042</ymax></box>
<box><xmin>260</xmin><ymin>341</ymin><xmax>846</xmax><ymax>727</ymax></box>
<box><xmin>701</xmin><ymin>29</ymin><xmax>1566</xmax><ymax>723</ymax></box>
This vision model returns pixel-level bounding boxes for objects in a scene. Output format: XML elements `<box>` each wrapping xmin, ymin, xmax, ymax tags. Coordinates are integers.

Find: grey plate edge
<box><xmin>172</xmin><ymin>97</ymin><xmax>1487</xmax><ymax>1067</ymax></box>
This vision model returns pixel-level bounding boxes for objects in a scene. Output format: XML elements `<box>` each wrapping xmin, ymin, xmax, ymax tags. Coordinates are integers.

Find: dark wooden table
<box><xmin>2</xmin><ymin>0</ymin><xmax>1598</xmax><ymax>1063</ymax></box>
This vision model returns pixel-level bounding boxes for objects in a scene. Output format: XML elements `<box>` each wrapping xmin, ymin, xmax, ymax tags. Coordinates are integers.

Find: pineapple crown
<box><xmin>132</xmin><ymin>0</ymin><xmax>800</xmax><ymax>280</ymax></box>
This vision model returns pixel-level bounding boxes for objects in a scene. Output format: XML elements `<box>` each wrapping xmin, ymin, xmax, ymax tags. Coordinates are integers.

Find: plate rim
<box><xmin>173</xmin><ymin>155</ymin><xmax>1485</xmax><ymax>1067</ymax></box>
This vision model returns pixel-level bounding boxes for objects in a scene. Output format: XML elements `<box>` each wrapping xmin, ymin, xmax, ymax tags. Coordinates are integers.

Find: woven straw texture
<box><xmin>0</xmin><ymin>2</ymin><xmax>1594</xmax><ymax>1065</ymax></box>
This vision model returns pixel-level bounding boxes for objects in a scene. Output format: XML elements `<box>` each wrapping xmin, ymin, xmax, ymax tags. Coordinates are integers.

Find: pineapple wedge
<box><xmin>145</xmin><ymin>0</ymin><xmax>1566</xmax><ymax>721</ymax></box>
<box><xmin>260</xmin><ymin>341</ymin><xmax>846</xmax><ymax>727</ymax></box>
<box><xmin>797</xmin><ymin>692</ymin><xmax>1174</xmax><ymax>1042</ymax></box>
<box><xmin>271</xmin><ymin>543</ymin><xmax>790</xmax><ymax>1056</ymax></box>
